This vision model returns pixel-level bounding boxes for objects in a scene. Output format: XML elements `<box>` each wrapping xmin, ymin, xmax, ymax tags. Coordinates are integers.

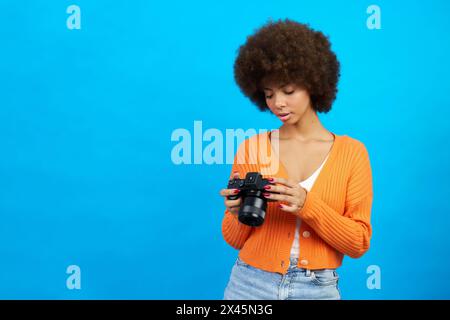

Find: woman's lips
<box><xmin>278</xmin><ymin>112</ymin><xmax>291</xmax><ymax>121</ymax></box>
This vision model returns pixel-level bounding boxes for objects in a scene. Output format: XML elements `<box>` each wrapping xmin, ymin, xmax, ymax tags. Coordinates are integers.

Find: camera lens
<box><xmin>238</xmin><ymin>194</ymin><xmax>267</xmax><ymax>227</ymax></box>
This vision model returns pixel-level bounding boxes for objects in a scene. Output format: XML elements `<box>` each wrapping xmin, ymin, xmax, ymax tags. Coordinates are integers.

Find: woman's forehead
<box><xmin>262</xmin><ymin>82</ymin><xmax>293</xmax><ymax>90</ymax></box>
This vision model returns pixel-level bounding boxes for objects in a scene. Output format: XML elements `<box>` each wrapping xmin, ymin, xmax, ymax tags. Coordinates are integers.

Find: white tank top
<box><xmin>289</xmin><ymin>153</ymin><xmax>330</xmax><ymax>259</ymax></box>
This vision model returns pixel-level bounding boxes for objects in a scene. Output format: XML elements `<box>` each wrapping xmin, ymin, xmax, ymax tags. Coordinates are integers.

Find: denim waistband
<box><xmin>288</xmin><ymin>256</ymin><xmax>337</xmax><ymax>276</ymax></box>
<box><xmin>288</xmin><ymin>257</ymin><xmax>313</xmax><ymax>276</ymax></box>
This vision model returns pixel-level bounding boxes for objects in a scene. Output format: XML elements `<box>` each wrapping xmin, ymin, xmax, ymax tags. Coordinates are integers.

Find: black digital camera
<box><xmin>227</xmin><ymin>172</ymin><xmax>278</xmax><ymax>227</ymax></box>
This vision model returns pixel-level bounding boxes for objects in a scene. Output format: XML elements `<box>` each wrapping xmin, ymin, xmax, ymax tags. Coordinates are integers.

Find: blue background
<box><xmin>0</xmin><ymin>0</ymin><xmax>449</xmax><ymax>299</ymax></box>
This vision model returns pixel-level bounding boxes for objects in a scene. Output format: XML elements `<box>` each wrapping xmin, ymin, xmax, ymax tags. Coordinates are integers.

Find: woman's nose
<box><xmin>273</xmin><ymin>94</ymin><xmax>286</xmax><ymax>109</ymax></box>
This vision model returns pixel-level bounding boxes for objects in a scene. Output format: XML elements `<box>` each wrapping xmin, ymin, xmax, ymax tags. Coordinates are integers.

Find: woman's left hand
<box><xmin>262</xmin><ymin>177</ymin><xmax>307</xmax><ymax>214</ymax></box>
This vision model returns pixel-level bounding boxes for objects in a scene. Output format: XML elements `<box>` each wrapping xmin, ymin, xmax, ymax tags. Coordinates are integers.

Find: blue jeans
<box><xmin>223</xmin><ymin>257</ymin><xmax>341</xmax><ymax>300</ymax></box>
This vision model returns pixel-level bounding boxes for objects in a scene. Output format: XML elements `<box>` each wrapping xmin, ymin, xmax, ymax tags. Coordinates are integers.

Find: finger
<box><xmin>226</xmin><ymin>206</ymin><xmax>240</xmax><ymax>215</ymax></box>
<box><xmin>263</xmin><ymin>184</ymin><xmax>297</xmax><ymax>197</ymax></box>
<box><xmin>219</xmin><ymin>188</ymin><xmax>240</xmax><ymax>197</ymax></box>
<box><xmin>269</xmin><ymin>177</ymin><xmax>298</xmax><ymax>188</ymax></box>
<box><xmin>262</xmin><ymin>192</ymin><xmax>299</xmax><ymax>205</ymax></box>
<box><xmin>229</xmin><ymin>171</ymin><xmax>240</xmax><ymax>180</ymax></box>
<box><xmin>278</xmin><ymin>203</ymin><xmax>303</xmax><ymax>213</ymax></box>
<box><xmin>225</xmin><ymin>198</ymin><xmax>241</xmax><ymax>207</ymax></box>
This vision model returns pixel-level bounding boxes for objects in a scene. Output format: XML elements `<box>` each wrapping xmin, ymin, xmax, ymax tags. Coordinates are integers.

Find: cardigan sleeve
<box><xmin>297</xmin><ymin>142</ymin><xmax>374</xmax><ymax>258</ymax></box>
<box><xmin>222</xmin><ymin>209</ymin><xmax>253</xmax><ymax>250</ymax></box>
<box><xmin>221</xmin><ymin>143</ymin><xmax>254</xmax><ymax>250</ymax></box>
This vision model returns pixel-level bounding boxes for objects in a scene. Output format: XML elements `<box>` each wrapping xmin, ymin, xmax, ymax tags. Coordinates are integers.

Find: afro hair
<box><xmin>233</xmin><ymin>19</ymin><xmax>340</xmax><ymax>113</ymax></box>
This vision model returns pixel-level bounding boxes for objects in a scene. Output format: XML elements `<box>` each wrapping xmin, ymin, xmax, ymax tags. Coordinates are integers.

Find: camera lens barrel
<box><xmin>238</xmin><ymin>195</ymin><xmax>267</xmax><ymax>227</ymax></box>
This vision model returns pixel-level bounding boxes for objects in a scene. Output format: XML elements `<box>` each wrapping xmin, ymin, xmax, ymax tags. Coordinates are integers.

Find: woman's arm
<box><xmin>222</xmin><ymin>208</ymin><xmax>253</xmax><ymax>250</ymax></box>
<box><xmin>297</xmin><ymin>142</ymin><xmax>374</xmax><ymax>258</ymax></box>
<box><xmin>221</xmin><ymin>143</ymin><xmax>255</xmax><ymax>250</ymax></box>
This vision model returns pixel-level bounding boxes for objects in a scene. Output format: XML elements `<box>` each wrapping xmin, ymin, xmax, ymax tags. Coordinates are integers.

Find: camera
<box><xmin>227</xmin><ymin>172</ymin><xmax>278</xmax><ymax>227</ymax></box>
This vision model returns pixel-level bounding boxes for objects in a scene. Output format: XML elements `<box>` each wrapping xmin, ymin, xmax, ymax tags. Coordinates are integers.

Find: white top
<box><xmin>289</xmin><ymin>153</ymin><xmax>330</xmax><ymax>259</ymax></box>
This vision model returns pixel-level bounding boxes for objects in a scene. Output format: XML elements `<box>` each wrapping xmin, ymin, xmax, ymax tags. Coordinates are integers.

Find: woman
<box><xmin>219</xmin><ymin>19</ymin><xmax>373</xmax><ymax>300</ymax></box>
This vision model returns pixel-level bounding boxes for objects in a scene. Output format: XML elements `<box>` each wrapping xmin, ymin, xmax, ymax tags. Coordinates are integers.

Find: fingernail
<box><xmin>233</xmin><ymin>189</ymin><xmax>240</xmax><ymax>194</ymax></box>
<box><xmin>263</xmin><ymin>193</ymin><xmax>270</xmax><ymax>197</ymax></box>
<box><xmin>268</xmin><ymin>178</ymin><xmax>274</xmax><ymax>182</ymax></box>
<box><xmin>263</xmin><ymin>185</ymin><xmax>271</xmax><ymax>190</ymax></box>
<box><xmin>278</xmin><ymin>204</ymin><xmax>284</xmax><ymax>208</ymax></box>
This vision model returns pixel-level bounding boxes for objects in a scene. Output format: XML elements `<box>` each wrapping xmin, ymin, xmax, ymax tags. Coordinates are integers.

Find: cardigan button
<box><xmin>302</xmin><ymin>231</ymin><xmax>311</xmax><ymax>238</ymax></box>
<box><xmin>300</xmin><ymin>259</ymin><xmax>309</xmax><ymax>266</ymax></box>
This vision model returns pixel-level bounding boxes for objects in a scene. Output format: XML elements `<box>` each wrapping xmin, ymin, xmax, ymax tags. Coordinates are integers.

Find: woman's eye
<box><xmin>265</xmin><ymin>94</ymin><xmax>273</xmax><ymax>99</ymax></box>
<box><xmin>284</xmin><ymin>90</ymin><xmax>294</xmax><ymax>95</ymax></box>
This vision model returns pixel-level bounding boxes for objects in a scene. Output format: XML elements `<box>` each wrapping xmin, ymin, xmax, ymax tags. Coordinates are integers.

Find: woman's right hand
<box><xmin>219</xmin><ymin>172</ymin><xmax>242</xmax><ymax>218</ymax></box>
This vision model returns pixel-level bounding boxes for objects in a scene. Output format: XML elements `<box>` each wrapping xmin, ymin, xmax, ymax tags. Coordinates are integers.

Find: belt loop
<box><xmin>305</xmin><ymin>269</ymin><xmax>311</xmax><ymax>277</ymax></box>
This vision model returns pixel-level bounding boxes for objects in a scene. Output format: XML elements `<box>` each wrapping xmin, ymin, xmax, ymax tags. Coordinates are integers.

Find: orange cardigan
<box><xmin>222</xmin><ymin>131</ymin><xmax>373</xmax><ymax>274</ymax></box>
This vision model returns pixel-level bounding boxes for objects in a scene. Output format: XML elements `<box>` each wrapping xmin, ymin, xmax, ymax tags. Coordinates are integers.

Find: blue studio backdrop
<box><xmin>1</xmin><ymin>0</ymin><xmax>449</xmax><ymax>299</ymax></box>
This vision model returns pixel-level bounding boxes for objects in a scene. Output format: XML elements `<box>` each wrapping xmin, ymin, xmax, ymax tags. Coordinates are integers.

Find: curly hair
<box><xmin>233</xmin><ymin>19</ymin><xmax>340</xmax><ymax>113</ymax></box>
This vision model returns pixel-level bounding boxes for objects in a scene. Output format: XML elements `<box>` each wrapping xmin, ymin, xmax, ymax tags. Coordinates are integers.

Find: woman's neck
<box><xmin>278</xmin><ymin>108</ymin><xmax>331</xmax><ymax>142</ymax></box>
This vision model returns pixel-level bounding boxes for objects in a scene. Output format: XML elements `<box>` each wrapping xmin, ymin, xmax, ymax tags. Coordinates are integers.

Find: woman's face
<box><xmin>262</xmin><ymin>83</ymin><xmax>313</xmax><ymax>123</ymax></box>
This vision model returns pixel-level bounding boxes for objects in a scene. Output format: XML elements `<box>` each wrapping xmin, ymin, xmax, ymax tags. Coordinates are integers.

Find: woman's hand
<box><xmin>262</xmin><ymin>177</ymin><xmax>307</xmax><ymax>214</ymax></box>
<box><xmin>219</xmin><ymin>172</ymin><xmax>242</xmax><ymax>218</ymax></box>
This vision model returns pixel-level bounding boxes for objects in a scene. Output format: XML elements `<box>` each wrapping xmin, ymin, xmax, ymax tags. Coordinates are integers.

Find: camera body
<box><xmin>227</xmin><ymin>172</ymin><xmax>278</xmax><ymax>227</ymax></box>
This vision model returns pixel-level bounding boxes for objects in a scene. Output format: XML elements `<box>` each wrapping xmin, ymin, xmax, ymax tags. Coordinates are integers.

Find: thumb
<box><xmin>231</xmin><ymin>171</ymin><xmax>240</xmax><ymax>179</ymax></box>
